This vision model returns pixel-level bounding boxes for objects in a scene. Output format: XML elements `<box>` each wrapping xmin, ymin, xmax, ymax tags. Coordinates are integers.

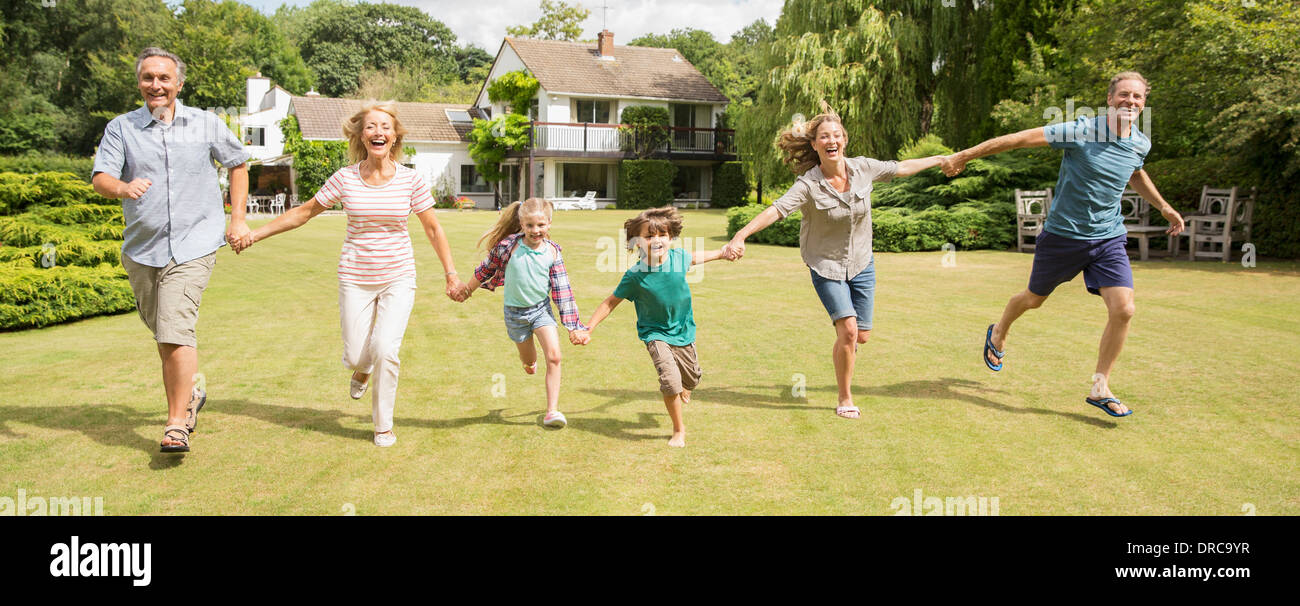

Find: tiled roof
<box><xmin>291</xmin><ymin>96</ymin><xmax>473</xmax><ymax>142</ymax></box>
<box><xmin>505</xmin><ymin>37</ymin><xmax>728</xmax><ymax>104</ymax></box>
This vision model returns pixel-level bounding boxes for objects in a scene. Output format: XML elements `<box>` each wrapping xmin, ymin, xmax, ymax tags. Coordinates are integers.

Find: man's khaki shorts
<box><xmin>645</xmin><ymin>340</ymin><xmax>702</xmax><ymax>396</ymax></box>
<box><xmin>121</xmin><ymin>252</ymin><xmax>216</xmax><ymax>347</ymax></box>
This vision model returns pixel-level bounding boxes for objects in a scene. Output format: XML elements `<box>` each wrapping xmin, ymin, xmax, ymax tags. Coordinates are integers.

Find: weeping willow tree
<box><xmin>738</xmin><ymin>0</ymin><xmax>1014</xmax><ymax>186</ymax></box>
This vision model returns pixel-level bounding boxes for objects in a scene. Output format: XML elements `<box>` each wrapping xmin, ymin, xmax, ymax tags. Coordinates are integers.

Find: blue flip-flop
<box><xmin>1086</xmin><ymin>397</ymin><xmax>1133</xmax><ymax>417</ymax></box>
<box><xmin>983</xmin><ymin>324</ymin><xmax>1004</xmax><ymax>371</ymax></box>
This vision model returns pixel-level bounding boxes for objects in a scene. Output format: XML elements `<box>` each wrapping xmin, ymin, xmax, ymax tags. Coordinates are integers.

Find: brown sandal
<box><xmin>160</xmin><ymin>425</ymin><xmax>190</xmax><ymax>453</ymax></box>
<box><xmin>185</xmin><ymin>388</ymin><xmax>207</xmax><ymax>433</ymax></box>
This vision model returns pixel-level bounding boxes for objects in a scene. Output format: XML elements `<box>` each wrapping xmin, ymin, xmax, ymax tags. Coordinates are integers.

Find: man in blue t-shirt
<box><xmin>941</xmin><ymin>72</ymin><xmax>1185</xmax><ymax>417</ymax></box>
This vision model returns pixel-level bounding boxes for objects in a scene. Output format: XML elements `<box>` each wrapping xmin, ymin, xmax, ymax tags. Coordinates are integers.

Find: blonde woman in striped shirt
<box><xmin>242</xmin><ymin>101</ymin><xmax>466</xmax><ymax>447</ymax></box>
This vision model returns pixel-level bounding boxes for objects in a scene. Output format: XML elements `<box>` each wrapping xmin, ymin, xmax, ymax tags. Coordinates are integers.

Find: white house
<box><xmin>238</xmin><ymin>76</ymin><xmax>495</xmax><ymax>209</ymax></box>
<box><xmin>235</xmin><ymin>29</ymin><xmax>733</xmax><ymax>210</ymax></box>
<box><xmin>475</xmin><ymin>31</ymin><xmax>735</xmax><ymax>207</ymax></box>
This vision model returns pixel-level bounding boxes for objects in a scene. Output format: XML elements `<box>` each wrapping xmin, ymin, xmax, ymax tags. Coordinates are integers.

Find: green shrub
<box><xmin>725</xmin><ymin>202</ymin><xmax>1015</xmax><ymax>252</ymax></box>
<box><xmin>0</xmin><ymin>239</ymin><xmax>120</xmax><ymax>268</ymax></box>
<box><xmin>0</xmin><ymin>171</ymin><xmax>108</xmax><ymax>215</ymax></box>
<box><xmin>0</xmin><ymin>170</ymin><xmax>131</xmax><ymax>329</ymax></box>
<box><xmin>0</xmin><ymin>154</ymin><xmax>95</xmax><ymax>182</ymax></box>
<box><xmin>619</xmin><ymin>106</ymin><xmax>670</xmax><ymax>159</ymax></box>
<box><xmin>618</xmin><ymin>159</ymin><xmax>676</xmax><ymax>209</ymax></box>
<box><xmin>710</xmin><ymin>161</ymin><xmax>747</xmax><ymax>208</ymax></box>
<box><xmin>36</xmin><ymin>203</ymin><xmax>123</xmax><ymax>226</ymax></box>
<box><xmin>726</xmin><ymin>204</ymin><xmax>801</xmax><ymax>246</ymax></box>
<box><xmin>0</xmin><ymin>263</ymin><xmax>135</xmax><ymax>330</ymax></box>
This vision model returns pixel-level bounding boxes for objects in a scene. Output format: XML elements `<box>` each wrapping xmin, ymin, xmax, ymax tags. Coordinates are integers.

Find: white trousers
<box><xmin>338</xmin><ymin>277</ymin><xmax>416</xmax><ymax>433</ymax></box>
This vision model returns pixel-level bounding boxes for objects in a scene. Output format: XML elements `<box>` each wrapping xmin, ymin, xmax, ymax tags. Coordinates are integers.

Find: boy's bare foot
<box><xmin>668</xmin><ymin>431</ymin><xmax>686</xmax><ymax>448</ymax></box>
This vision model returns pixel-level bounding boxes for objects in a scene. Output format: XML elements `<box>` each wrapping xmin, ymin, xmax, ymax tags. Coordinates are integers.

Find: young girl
<box><xmin>241</xmin><ymin>101</ymin><xmax>465</xmax><ymax>447</ymax></box>
<box><xmin>459</xmin><ymin>198</ymin><xmax>589</xmax><ymax>428</ymax></box>
<box><xmin>585</xmin><ymin>207</ymin><xmax>734</xmax><ymax>447</ymax></box>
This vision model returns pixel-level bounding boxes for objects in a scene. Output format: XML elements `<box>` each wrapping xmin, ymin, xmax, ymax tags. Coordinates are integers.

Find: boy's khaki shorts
<box><xmin>121</xmin><ymin>252</ymin><xmax>216</xmax><ymax>348</ymax></box>
<box><xmin>646</xmin><ymin>340</ymin><xmax>701</xmax><ymax>396</ymax></box>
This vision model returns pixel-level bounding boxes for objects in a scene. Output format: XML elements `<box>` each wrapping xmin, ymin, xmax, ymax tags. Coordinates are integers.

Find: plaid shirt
<box><xmin>474</xmin><ymin>233</ymin><xmax>587</xmax><ymax>331</ymax></box>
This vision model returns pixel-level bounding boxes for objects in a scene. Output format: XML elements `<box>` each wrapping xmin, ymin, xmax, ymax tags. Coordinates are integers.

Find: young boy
<box><xmin>585</xmin><ymin>207</ymin><xmax>734</xmax><ymax>447</ymax></box>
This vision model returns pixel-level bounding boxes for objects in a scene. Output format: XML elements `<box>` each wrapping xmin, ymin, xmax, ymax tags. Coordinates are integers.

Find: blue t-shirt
<box><xmin>1042</xmin><ymin>116</ymin><xmax>1149</xmax><ymax>240</ymax></box>
<box><xmin>612</xmin><ymin>248</ymin><xmax>695</xmax><ymax>346</ymax></box>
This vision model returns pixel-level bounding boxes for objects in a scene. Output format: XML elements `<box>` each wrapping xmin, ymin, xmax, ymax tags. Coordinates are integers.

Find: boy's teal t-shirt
<box><xmin>613</xmin><ymin>247</ymin><xmax>695</xmax><ymax>346</ymax></box>
<box><xmin>1042</xmin><ymin>115</ymin><xmax>1150</xmax><ymax>240</ymax></box>
<box><xmin>503</xmin><ymin>239</ymin><xmax>554</xmax><ymax>307</ymax></box>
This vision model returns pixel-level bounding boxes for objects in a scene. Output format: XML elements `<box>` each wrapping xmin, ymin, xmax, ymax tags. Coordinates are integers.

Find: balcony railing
<box><xmin>527</xmin><ymin>122</ymin><xmax>736</xmax><ymax>156</ymax></box>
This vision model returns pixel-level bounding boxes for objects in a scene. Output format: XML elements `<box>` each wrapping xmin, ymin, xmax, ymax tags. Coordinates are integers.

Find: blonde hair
<box><xmin>776</xmin><ymin>100</ymin><xmax>844</xmax><ymax>175</ymax></box>
<box><xmin>1108</xmin><ymin>71</ymin><xmax>1150</xmax><ymax>96</ymax></box>
<box><xmin>623</xmin><ymin>206</ymin><xmax>683</xmax><ymax>250</ymax></box>
<box><xmin>479</xmin><ymin>197</ymin><xmax>554</xmax><ymax>250</ymax></box>
<box><xmin>341</xmin><ymin>101</ymin><xmax>408</xmax><ymax>164</ymax></box>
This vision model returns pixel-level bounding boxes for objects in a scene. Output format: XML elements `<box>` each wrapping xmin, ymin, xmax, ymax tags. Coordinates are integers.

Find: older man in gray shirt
<box><xmin>92</xmin><ymin>47</ymin><xmax>251</xmax><ymax>453</ymax></box>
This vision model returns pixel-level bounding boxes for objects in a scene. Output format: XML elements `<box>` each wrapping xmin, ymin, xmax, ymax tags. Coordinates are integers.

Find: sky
<box><xmin>238</xmin><ymin>0</ymin><xmax>786</xmax><ymax>51</ymax></box>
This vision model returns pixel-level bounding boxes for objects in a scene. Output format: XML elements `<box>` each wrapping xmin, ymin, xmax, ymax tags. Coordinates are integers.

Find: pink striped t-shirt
<box><xmin>313</xmin><ymin>163</ymin><xmax>435</xmax><ymax>285</ymax></box>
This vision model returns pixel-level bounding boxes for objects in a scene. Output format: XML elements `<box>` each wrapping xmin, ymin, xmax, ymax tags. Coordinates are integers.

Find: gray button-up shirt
<box><xmin>771</xmin><ymin>156</ymin><xmax>898</xmax><ymax>280</ymax></box>
<box><xmin>92</xmin><ymin>99</ymin><xmax>249</xmax><ymax>267</ymax></box>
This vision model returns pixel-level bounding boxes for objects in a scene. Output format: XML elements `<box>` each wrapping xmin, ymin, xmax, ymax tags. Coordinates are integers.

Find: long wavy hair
<box><xmin>776</xmin><ymin>100</ymin><xmax>844</xmax><ymax>175</ymax></box>
<box><xmin>341</xmin><ymin>100</ymin><xmax>408</xmax><ymax>164</ymax></box>
<box><xmin>479</xmin><ymin>197</ymin><xmax>554</xmax><ymax>250</ymax></box>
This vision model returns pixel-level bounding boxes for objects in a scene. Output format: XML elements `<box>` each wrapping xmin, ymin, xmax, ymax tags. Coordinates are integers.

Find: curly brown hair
<box><xmin>775</xmin><ymin>100</ymin><xmax>844</xmax><ymax>175</ymax></box>
<box><xmin>623</xmin><ymin>206</ymin><xmax>683</xmax><ymax>249</ymax></box>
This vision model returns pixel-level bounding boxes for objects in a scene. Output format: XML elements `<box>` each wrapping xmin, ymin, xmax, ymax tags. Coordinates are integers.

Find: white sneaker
<box><xmin>350</xmin><ymin>378</ymin><xmax>368</xmax><ymax>400</ymax></box>
<box><xmin>374</xmin><ymin>431</ymin><xmax>396</xmax><ymax>447</ymax></box>
<box><xmin>543</xmin><ymin>411</ymin><xmax>567</xmax><ymax>428</ymax></box>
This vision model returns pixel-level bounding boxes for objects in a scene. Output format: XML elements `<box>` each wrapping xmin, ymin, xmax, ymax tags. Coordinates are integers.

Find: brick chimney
<box><xmin>597</xmin><ymin>30</ymin><xmax>614</xmax><ymax>58</ymax></box>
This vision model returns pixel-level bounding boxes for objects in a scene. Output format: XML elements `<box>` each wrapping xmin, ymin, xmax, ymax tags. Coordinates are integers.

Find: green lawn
<box><xmin>2</xmin><ymin>209</ymin><xmax>1297</xmax><ymax>515</ymax></box>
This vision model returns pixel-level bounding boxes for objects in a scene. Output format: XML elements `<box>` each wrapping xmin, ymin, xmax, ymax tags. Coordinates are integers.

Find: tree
<box><xmin>486</xmin><ymin>70</ymin><xmax>540</xmax><ymax>115</ymax></box>
<box><xmin>737</xmin><ymin>0</ymin><xmax>1005</xmax><ymax>186</ymax></box>
<box><xmin>467</xmin><ymin>114</ymin><xmax>531</xmax><ymax>183</ymax></box>
<box><xmin>291</xmin><ymin>1</ymin><xmax>460</xmax><ymax>97</ymax></box>
<box><xmin>506</xmin><ymin>0</ymin><xmax>590</xmax><ymax>41</ymax></box>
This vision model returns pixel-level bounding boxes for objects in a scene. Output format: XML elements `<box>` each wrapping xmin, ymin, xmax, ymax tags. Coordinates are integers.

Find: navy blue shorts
<box><xmin>1028</xmin><ymin>232</ymin><xmax>1133</xmax><ymax>296</ymax></box>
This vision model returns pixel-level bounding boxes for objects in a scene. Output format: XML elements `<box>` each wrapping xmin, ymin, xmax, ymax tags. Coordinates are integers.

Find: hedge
<box><xmin>618</xmin><ymin>159</ymin><xmax>676</xmax><ymax>209</ymax></box>
<box><xmin>710</xmin><ymin>161</ymin><xmax>747</xmax><ymax>208</ymax></box>
<box><xmin>0</xmin><ymin>155</ymin><xmax>95</xmax><ymax>183</ymax></box>
<box><xmin>0</xmin><ymin>171</ymin><xmax>111</xmax><ymax>216</ymax></box>
<box><xmin>725</xmin><ymin>202</ymin><xmax>1014</xmax><ymax>252</ymax></box>
<box><xmin>0</xmin><ymin>263</ymin><xmax>135</xmax><ymax>331</ymax></box>
<box><xmin>0</xmin><ymin>171</ymin><xmax>130</xmax><ymax>330</ymax></box>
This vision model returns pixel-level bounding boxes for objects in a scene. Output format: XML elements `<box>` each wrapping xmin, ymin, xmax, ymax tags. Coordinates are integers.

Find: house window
<box><xmin>671</xmin><ymin>104</ymin><xmax>696</xmax><ymax>128</ymax></box>
<box><xmin>672</xmin><ymin>165</ymin><xmax>702</xmax><ymax>199</ymax></box>
<box><xmin>460</xmin><ymin>165</ymin><xmax>491</xmax><ymax>193</ymax></box>
<box><xmin>558</xmin><ymin>163</ymin><xmax>609</xmax><ymax>198</ymax></box>
<box><xmin>575</xmin><ymin>99</ymin><xmax>611</xmax><ymax>124</ymax></box>
<box><xmin>245</xmin><ymin>127</ymin><xmax>265</xmax><ymax>146</ymax></box>
<box><xmin>445</xmin><ymin>109</ymin><xmax>472</xmax><ymax>123</ymax></box>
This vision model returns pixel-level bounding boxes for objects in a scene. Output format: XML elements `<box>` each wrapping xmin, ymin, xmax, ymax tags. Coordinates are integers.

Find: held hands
<box><xmin>721</xmin><ymin>238</ymin><xmax>745</xmax><ymax>261</ymax></box>
<box><xmin>940</xmin><ymin>153</ymin><xmax>967</xmax><ymax>177</ymax></box>
<box><xmin>569</xmin><ymin>329</ymin><xmax>591</xmax><ymax>346</ymax></box>
<box><xmin>226</xmin><ymin>220</ymin><xmax>253</xmax><ymax>254</ymax></box>
<box><xmin>445</xmin><ymin>277</ymin><xmax>470</xmax><ymax>302</ymax></box>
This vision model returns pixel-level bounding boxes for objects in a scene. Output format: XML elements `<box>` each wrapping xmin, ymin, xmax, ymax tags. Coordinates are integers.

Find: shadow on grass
<box><xmin>691</xmin><ymin>378</ymin><xmax>1114</xmax><ymax>428</ymax></box>
<box><xmin>0</xmin><ymin>404</ymin><xmax>188</xmax><ymax>470</ymax></box>
<box><xmin>213</xmin><ymin>398</ymin><xmax>664</xmax><ymax>443</ymax></box>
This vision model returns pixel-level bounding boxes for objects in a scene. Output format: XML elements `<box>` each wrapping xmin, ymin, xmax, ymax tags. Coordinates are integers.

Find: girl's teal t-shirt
<box><xmin>503</xmin><ymin>239</ymin><xmax>554</xmax><ymax>307</ymax></box>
